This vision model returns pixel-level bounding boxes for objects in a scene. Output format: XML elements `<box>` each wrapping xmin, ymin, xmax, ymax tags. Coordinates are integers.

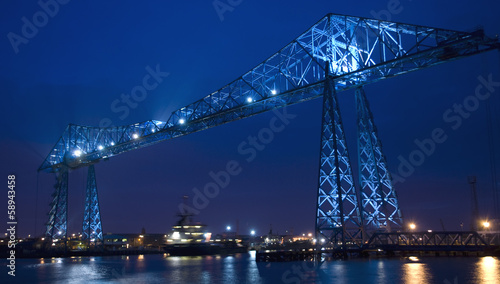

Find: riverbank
<box><xmin>1</xmin><ymin>247</ymin><xmax>165</xmax><ymax>259</ymax></box>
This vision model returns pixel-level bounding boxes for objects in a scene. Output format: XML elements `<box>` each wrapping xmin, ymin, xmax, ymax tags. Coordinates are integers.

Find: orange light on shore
<box><xmin>409</xmin><ymin>223</ymin><xmax>416</xmax><ymax>230</ymax></box>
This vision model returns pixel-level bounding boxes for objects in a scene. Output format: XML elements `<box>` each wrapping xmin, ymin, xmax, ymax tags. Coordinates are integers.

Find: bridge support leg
<box><xmin>82</xmin><ymin>165</ymin><xmax>103</xmax><ymax>248</ymax></box>
<box><xmin>315</xmin><ymin>68</ymin><xmax>362</xmax><ymax>249</ymax></box>
<box><xmin>46</xmin><ymin>167</ymin><xmax>68</xmax><ymax>245</ymax></box>
<box><xmin>356</xmin><ymin>87</ymin><xmax>403</xmax><ymax>233</ymax></box>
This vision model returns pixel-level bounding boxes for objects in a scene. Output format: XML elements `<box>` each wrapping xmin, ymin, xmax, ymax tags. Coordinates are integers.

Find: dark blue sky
<box><xmin>1</xmin><ymin>0</ymin><xmax>499</xmax><ymax>237</ymax></box>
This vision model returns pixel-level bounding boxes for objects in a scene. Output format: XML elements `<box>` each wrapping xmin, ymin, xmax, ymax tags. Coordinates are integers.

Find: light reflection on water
<box><xmin>402</xmin><ymin>262</ymin><xmax>432</xmax><ymax>284</ymax></box>
<box><xmin>475</xmin><ymin>256</ymin><xmax>499</xmax><ymax>284</ymax></box>
<box><xmin>247</xmin><ymin>251</ymin><xmax>261</xmax><ymax>283</ymax></box>
<box><xmin>376</xmin><ymin>259</ymin><xmax>387</xmax><ymax>284</ymax></box>
<box><xmin>66</xmin><ymin>262</ymin><xmax>105</xmax><ymax>282</ymax></box>
<box><xmin>2</xmin><ymin>254</ymin><xmax>500</xmax><ymax>283</ymax></box>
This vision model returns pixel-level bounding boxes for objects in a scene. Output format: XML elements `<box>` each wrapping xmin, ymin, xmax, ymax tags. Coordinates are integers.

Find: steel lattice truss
<box><xmin>82</xmin><ymin>165</ymin><xmax>103</xmax><ymax>245</ymax></box>
<box><xmin>38</xmin><ymin>14</ymin><xmax>499</xmax><ymax>241</ymax></box>
<box><xmin>45</xmin><ymin>168</ymin><xmax>68</xmax><ymax>239</ymax></box>
<box><xmin>366</xmin><ymin>231</ymin><xmax>491</xmax><ymax>247</ymax></box>
<box><xmin>356</xmin><ymin>87</ymin><xmax>403</xmax><ymax>232</ymax></box>
<box><xmin>315</xmin><ymin>74</ymin><xmax>362</xmax><ymax>245</ymax></box>
<box><xmin>39</xmin><ymin>14</ymin><xmax>499</xmax><ymax>173</ymax></box>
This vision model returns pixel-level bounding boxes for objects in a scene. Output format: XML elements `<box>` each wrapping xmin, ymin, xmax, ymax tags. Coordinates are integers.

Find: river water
<box><xmin>2</xmin><ymin>252</ymin><xmax>499</xmax><ymax>283</ymax></box>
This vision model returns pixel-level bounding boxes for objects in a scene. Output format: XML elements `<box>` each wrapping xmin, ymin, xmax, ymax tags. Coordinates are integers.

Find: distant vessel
<box><xmin>164</xmin><ymin>197</ymin><xmax>247</xmax><ymax>256</ymax></box>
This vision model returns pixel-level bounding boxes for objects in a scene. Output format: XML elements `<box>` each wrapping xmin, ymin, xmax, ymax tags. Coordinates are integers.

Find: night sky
<box><xmin>1</xmin><ymin>0</ymin><xmax>499</xmax><ymax>238</ymax></box>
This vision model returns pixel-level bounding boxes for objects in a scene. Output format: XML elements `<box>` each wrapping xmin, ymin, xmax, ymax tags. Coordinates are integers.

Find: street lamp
<box><xmin>250</xmin><ymin>230</ymin><xmax>255</xmax><ymax>236</ymax></box>
<box><xmin>482</xmin><ymin>221</ymin><xmax>490</xmax><ymax>229</ymax></box>
<box><xmin>409</xmin><ymin>223</ymin><xmax>416</xmax><ymax>231</ymax></box>
<box><xmin>226</xmin><ymin>226</ymin><xmax>231</xmax><ymax>231</ymax></box>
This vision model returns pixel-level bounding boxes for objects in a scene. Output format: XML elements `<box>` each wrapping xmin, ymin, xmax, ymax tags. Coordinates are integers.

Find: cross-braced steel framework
<box><xmin>366</xmin><ymin>231</ymin><xmax>495</xmax><ymax>248</ymax></box>
<box><xmin>315</xmin><ymin>69</ymin><xmax>362</xmax><ymax>246</ymax></box>
<box><xmin>356</xmin><ymin>87</ymin><xmax>403</xmax><ymax>232</ymax></box>
<box><xmin>38</xmin><ymin>14</ymin><xmax>499</xmax><ymax>243</ymax></box>
<box><xmin>45</xmin><ymin>167</ymin><xmax>68</xmax><ymax>240</ymax></box>
<box><xmin>82</xmin><ymin>165</ymin><xmax>103</xmax><ymax>246</ymax></box>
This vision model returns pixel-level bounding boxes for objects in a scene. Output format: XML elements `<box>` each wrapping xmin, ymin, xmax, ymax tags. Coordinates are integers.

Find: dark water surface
<box><xmin>2</xmin><ymin>252</ymin><xmax>499</xmax><ymax>283</ymax></box>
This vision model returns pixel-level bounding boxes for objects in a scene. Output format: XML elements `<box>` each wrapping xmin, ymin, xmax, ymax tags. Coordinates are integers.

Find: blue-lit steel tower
<box><xmin>45</xmin><ymin>167</ymin><xmax>68</xmax><ymax>241</ymax></box>
<box><xmin>82</xmin><ymin>165</ymin><xmax>103</xmax><ymax>246</ymax></box>
<box><xmin>315</xmin><ymin>66</ymin><xmax>363</xmax><ymax>246</ymax></box>
<box><xmin>356</xmin><ymin>87</ymin><xmax>403</xmax><ymax>232</ymax></box>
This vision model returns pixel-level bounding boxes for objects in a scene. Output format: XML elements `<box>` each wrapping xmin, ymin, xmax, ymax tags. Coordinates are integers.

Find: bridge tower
<box><xmin>45</xmin><ymin>167</ymin><xmax>68</xmax><ymax>242</ymax></box>
<box><xmin>315</xmin><ymin>64</ymin><xmax>363</xmax><ymax>247</ymax></box>
<box><xmin>356</xmin><ymin>87</ymin><xmax>403</xmax><ymax>233</ymax></box>
<box><xmin>82</xmin><ymin>165</ymin><xmax>104</xmax><ymax>246</ymax></box>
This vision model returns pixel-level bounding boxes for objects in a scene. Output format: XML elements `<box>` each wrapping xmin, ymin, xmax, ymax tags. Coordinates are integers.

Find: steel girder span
<box><xmin>38</xmin><ymin>14</ymin><xmax>499</xmax><ymax>243</ymax></box>
<box><xmin>39</xmin><ymin>14</ymin><xmax>499</xmax><ymax>173</ymax></box>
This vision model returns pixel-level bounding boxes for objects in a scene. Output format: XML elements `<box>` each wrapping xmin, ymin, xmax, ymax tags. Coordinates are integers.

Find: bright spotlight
<box><xmin>246</xmin><ymin>97</ymin><xmax>253</xmax><ymax>103</ymax></box>
<box><xmin>97</xmin><ymin>145</ymin><xmax>103</xmax><ymax>150</ymax></box>
<box><xmin>73</xmin><ymin>150</ymin><xmax>82</xmax><ymax>157</ymax></box>
<box><xmin>58</xmin><ymin>231</ymin><xmax>62</xmax><ymax>235</ymax></box>
<box><xmin>409</xmin><ymin>223</ymin><xmax>416</xmax><ymax>230</ymax></box>
<box><xmin>271</xmin><ymin>89</ymin><xmax>277</xmax><ymax>95</ymax></box>
<box><xmin>483</xmin><ymin>221</ymin><xmax>490</xmax><ymax>228</ymax></box>
<box><xmin>226</xmin><ymin>226</ymin><xmax>231</xmax><ymax>231</ymax></box>
<box><xmin>250</xmin><ymin>230</ymin><xmax>255</xmax><ymax>236</ymax></box>
<box><xmin>132</xmin><ymin>133</ymin><xmax>139</xmax><ymax>139</ymax></box>
<box><xmin>110</xmin><ymin>142</ymin><xmax>115</xmax><ymax>146</ymax></box>
<box><xmin>179</xmin><ymin>118</ymin><xmax>185</xmax><ymax>124</ymax></box>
